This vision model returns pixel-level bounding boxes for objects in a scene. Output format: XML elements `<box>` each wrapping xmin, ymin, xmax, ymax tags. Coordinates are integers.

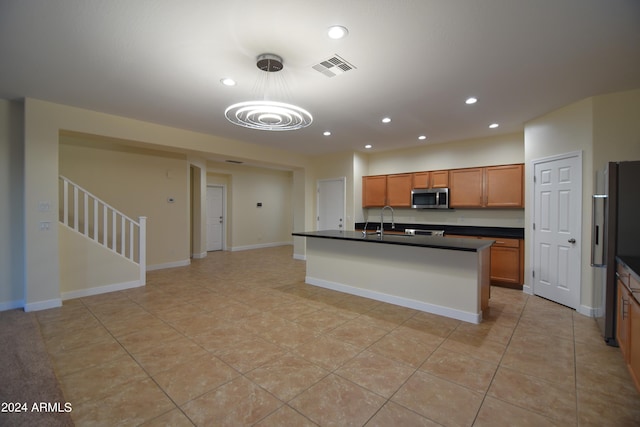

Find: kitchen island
<box><xmin>292</xmin><ymin>230</ymin><xmax>493</xmax><ymax>323</ymax></box>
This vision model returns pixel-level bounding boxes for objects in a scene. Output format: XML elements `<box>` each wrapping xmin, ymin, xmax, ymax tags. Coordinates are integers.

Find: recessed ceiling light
<box><xmin>327</xmin><ymin>25</ymin><xmax>349</xmax><ymax>39</ymax></box>
<box><xmin>489</xmin><ymin>123</ymin><xmax>499</xmax><ymax>129</ymax></box>
<box><xmin>465</xmin><ymin>97</ymin><xmax>478</xmax><ymax>104</ymax></box>
<box><xmin>381</xmin><ymin>117</ymin><xmax>391</xmax><ymax>124</ymax></box>
<box><xmin>220</xmin><ymin>78</ymin><xmax>236</xmax><ymax>87</ymax></box>
<box><xmin>323</xmin><ymin>131</ymin><xmax>331</xmax><ymax>136</ymax></box>
<box><xmin>365</xmin><ymin>144</ymin><xmax>372</xmax><ymax>149</ymax></box>
<box><xmin>418</xmin><ymin>135</ymin><xmax>427</xmax><ymax>140</ymax></box>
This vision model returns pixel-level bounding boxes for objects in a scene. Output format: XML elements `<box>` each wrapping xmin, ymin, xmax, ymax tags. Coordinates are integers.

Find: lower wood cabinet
<box><xmin>447</xmin><ymin>235</ymin><xmax>523</xmax><ymax>288</ymax></box>
<box><xmin>630</xmin><ymin>296</ymin><xmax>640</xmax><ymax>391</ymax></box>
<box><xmin>617</xmin><ymin>281</ymin><xmax>631</xmax><ymax>361</ymax></box>
<box><xmin>616</xmin><ymin>260</ymin><xmax>640</xmax><ymax>392</ymax></box>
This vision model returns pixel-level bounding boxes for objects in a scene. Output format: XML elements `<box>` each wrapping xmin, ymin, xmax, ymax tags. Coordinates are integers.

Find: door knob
<box><xmin>568</xmin><ymin>238</ymin><xmax>576</xmax><ymax>244</ymax></box>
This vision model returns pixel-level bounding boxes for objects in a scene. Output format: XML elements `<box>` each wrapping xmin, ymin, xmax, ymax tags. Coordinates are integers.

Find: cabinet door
<box><xmin>412</xmin><ymin>172</ymin><xmax>430</xmax><ymax>189</ymax></box>
<box><xmin>430</xmin><ymin>170</ymin><xmax>449</xmax><ymax>188</ymax></box>
<box><xmin>362</xmin><ymin>176</ymin><xmax>387</xmax><ymax>207</ymax></box>
<box><xmin>617</xmin><ymin>282</ymin><xmax>631</xmax><ymax>362</ymax></box>
<box><xmin>630</xmin><ymin>297</ymin><xmax>640</xmax><ymax>391</ymax></box>
<box><xmin>490</xmin><ymin>246</ymin><xmax>521</xmax><ymax>284</ymax></box>
<box><xmin>386</xmin><ymin>173</ymin><xmax>413</xmax><ymax>207</ymax></box>
<box><xmin>485</xmin><ymin>164</ymin><xmax>524</xmax><ymax>207</ymax></box>
<box><xmin>449</xmin><ymin>168</ymin><xmax>484</xmax><ymax>207</ymax></box>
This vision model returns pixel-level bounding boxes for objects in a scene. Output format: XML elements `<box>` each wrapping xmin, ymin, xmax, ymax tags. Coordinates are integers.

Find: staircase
<box><xmin>58</xmin><ymin>176</ymin><xmax>146</xmax><ymax>289</ymax></box>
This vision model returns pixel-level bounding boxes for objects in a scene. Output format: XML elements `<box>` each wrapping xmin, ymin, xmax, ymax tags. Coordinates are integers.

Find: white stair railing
<box><xmin>59</xmin><ymin>176</ymin><xmax>146</xmax><ymax>285</ymax></box>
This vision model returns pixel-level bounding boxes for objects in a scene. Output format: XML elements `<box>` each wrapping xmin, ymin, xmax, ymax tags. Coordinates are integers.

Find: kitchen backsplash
<box><xmin>363</xmin><ymin>207</ymin><xmax>525</xmax><ymax>229</ymax></box>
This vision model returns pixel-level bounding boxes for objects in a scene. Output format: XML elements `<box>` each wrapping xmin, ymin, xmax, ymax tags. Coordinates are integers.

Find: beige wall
<box><xmin>59</xmin><ymin>135</ymin><xmax>191</xmax><ymax>268</ymax></box>
<box><xmin>207</xmin><ymin>163</ymin><xmax>294</xmax><ymax>251</ymax></box>
<box><xmin>0</xmin><ymin>100</ymin><xmax>25</xmax><ymax>310</ymax></box>
<box><xmin>366</xmin><ymin>132</ymin><xmax>524</xmax><ymax>175</ymax></box>
<box><xmin>593</xmin><ymin>89</ymin><xmax>640</xmax><ymax>169</ymax></box>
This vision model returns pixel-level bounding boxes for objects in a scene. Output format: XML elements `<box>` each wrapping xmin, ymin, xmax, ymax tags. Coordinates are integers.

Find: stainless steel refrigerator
<box><xmin>592</xmin><ymin>160</ymin><xmax>640</xmax><ymax>345</ymax></box>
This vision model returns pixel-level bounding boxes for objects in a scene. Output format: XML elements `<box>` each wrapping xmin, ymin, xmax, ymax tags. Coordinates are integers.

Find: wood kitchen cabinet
<box><xmin>386</xmin><ymin>173</ymin><xmax>413</xmax><ymax>207</ymax></box>
<box><xmin>630</xmin><ymin>293</ymin><xmax>640</xmax><ymax>391</ymax></box>
<box><xmin>449</xmin><ymin>164</ymin><xmax>524</xmax><ymax>208</ymax></box>
<box><xmin>488</xmin><ymin>238</ymin><xmax>522</xmax><ymax>286</ymax></box>
<box><xmin>616</xmin><ymin>259</ymin><xmax>640</xmax><ymax>392</ymax></box>
<box><xmin>447</xmin><ymin>235</ymin><xmax>524</xmax><ymax>288</ymax></box>
<box><xmin>412</xmin><ymin>172</ymin><xmax>431</xmax><ymax>188</ymax></box>
<box><xmin>430</xmin><ymin>170</ymin><xmax>449</xmax><ymax>188</ymax></box>
<box><xmin>449</xmin><ymin>168</ymin><xmax>484</xmax><ymax>207</ymax></box>
<box><xmin>363</xmin><ymin>173</ymin><xmax>412</xmax><ymax>207</ymax></box>
<box><xmin>362</xmin><ymin>175</ymin><xmax>387</xmax><ymax>207</ymax></box>
<box><xmin>485</xmin><ymin>164</ymin><xmax>524</xmax><ymax>207</ymax></box>
<box><xmin>617</xmin><ymin>280</ymin><xmax>632</xmax><ymax>363</ymax></box>
<box><xmin>412</xmin><ymin>170</ymin><xmax>448</xmax><ymax>189</ymax></box>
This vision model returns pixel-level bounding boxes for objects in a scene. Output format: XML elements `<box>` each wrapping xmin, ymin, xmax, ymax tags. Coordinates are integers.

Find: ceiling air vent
<box><xmin>312</xmin><ymin>54</ymin><xmax>356</xmax><ymax>78</ymax></box>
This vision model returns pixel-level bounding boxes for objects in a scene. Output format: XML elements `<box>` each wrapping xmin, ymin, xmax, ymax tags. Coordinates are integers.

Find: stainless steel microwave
<box><xmin>411</xmin><ymin>188</ymin><xmax>449</xmax><ymax>209</ymax></box>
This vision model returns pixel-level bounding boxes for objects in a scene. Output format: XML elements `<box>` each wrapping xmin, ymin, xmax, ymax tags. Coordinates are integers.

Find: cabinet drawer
<box><xmin>490</xmin><ymin>238</ymin><xmax>520</xmax><ymax>248</ymax></box>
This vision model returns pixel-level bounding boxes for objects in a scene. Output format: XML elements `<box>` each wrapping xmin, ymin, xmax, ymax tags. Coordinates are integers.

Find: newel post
<box><xmin>139</xmin><ymin>216</ymin><xmax>147</xmax><ymax>285</ymax></box>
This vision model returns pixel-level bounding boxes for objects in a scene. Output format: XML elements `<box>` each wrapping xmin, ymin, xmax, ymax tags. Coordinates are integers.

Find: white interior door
<box><xmin>206</xmin><ymin>186</ymin><xmax>224</xmax><ymax>251</ymax></box>
<box><xmin>532</xmin><ymin>153</ymin><xmax>582</xmax><ymax>309</ymax></box>
<box><xmin>317</xmin><ymin>178</ymin><xmax>345</xmax><ymax>231</ymax></box>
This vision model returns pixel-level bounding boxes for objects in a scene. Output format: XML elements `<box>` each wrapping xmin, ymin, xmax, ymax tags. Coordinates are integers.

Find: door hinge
<box><xmin>532</xmin><ymin>270</ymin><xmax>535</xmax><ymax>278</ymax></box>
<box><xmin>533</xmin><ymin>223</ymin><xmax>535</xmax><ymax>230</ymax></box>
<box><xmin>533</xmin><ymin>175</ymin><xmax>537</xmax><ymax>183</ymax></box>
<box><xmin>317</xmin><ymin>216</ymin><xmax>320</xmax><ymax>221</ymax></box>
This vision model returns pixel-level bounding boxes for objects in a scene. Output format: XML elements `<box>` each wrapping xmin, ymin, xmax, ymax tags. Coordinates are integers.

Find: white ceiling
<box><xmin>1</xmin><ymin>0</ymin><xmax>639</xmax><ymax>156</ymax></box>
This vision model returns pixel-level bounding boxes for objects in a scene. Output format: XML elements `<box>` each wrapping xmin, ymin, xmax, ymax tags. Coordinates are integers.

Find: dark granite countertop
<box><xmin>292</xmin><ymin>230</ymin><xmax>494</xmax><ymax>252</ymax></box>
<box><xmin>617</xmin><ymin>256</ymin><xmax>640</xmax><ymax>282</ymax></box>
<box><xmin>354</xmin><ymin>222</ymin><xmax>524</xmax><ymax>239</ymax></box>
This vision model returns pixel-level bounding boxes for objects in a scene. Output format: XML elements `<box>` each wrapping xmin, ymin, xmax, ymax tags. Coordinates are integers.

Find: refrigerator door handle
<box><xmin>591</xmin><ymin>194</ymin><xmax>607</xmax><ymax>267</ymax></box>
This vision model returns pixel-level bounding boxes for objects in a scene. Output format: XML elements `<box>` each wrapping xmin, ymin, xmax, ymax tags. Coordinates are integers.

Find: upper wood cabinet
<box><xmin>363</xmin><ymin>163</ymin><xmax>524</xmax><ymax>209</ymax></box>
<box><xmin>411</xmin><ymin>170</ymin><xmax>449</xmax><ymax>189</ymax></box>
<box><xmin>386</xmin><ymin>173</ymin><xmax>413</xmax><ymax>207</ymax></box>
<box><xmin>430</xmin><ymin>170</ymin><xmax>449</xmax><ymax>188</ymax></box>
<box><xmin>449</xmin><ymin>164</ymin><xmax>524</xmax><ymax>208</ymax></box>
<box><xmin>362</xmin><ymin>175</ymin><xmax>387</xmax><ymax>207</ymax></box>
<box><xmin>412</xmin><ymin>172</ymin><xmax>430</xmax><ymax>189</ymax></box>
<box><xmin>449</xmin><ymin>168</ymin><xmax>484</xmax><ymax>207</ymax></box>
<box><xmin>485</xmin><ymin>164</ymin><xmax>524</xmax><ymax>207</ymax></box>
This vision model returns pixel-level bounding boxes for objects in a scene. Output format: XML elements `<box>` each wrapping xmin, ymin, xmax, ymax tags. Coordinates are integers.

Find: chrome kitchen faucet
<box><xmin>379</xmin><ymin>205</ymin><xmax>395</xmax><ymax>237</ymax></box>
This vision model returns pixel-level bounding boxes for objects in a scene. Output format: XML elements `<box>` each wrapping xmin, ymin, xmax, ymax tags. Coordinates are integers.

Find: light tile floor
<box><xmin>37</xmin><ymin>246</ymin><xmax>640</xmax><ymax>426</ymax></box>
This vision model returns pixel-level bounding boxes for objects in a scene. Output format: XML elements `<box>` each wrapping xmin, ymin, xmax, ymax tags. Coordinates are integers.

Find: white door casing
<box><xmin>206</xmin><ymin>186</ymin><xmax>224</xmax><ymax>251</ymax></box>
<box><xmin>317</xmin><ymin>178</ymin><xmax>346</xmax><ymax>231</ymax></box>
<box><xmin>531</xmin><ymin>152</ymin><xmax>582</xmax><ymax>309</ymax></box>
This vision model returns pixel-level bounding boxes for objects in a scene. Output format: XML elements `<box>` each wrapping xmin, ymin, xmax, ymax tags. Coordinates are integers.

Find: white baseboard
<box><xmin>522</xmin><ymin>284</ymin><xmax>533</xmax><ymax>295</ymax></box>
<box><xmin>0</xmin><ymin>299</ymin><xmax>25</xmax><ymax>312</ymax></box>
<box><xmin>147</xmin><ymin>259</ymin><xmax>191</xmax><ymax>271</ymax></box>
<box><xmin>293</xmin><ymin>253</ymin><xmax>306</xmax><ymax>261</ymax></box>
<box><xmin>306</xmin><ymin>276</ymin><xmax>481</xmax><ymax>324</ymax></box>
<box><xmin>192</xmin><ymin>252</ymin><xmax>207</xmax><ymax>259</ymax></box>
<box><xmin>24</xmin><ymin>298</ymin><xmax>62</xmax><ymax>312</ymax></box>
<box><xmin>231</xmin><ymin>242</ymin><xmax>292</xmax><ymax>252</ymax></box>
<box><xmin>61</xmin><ymin>280</ymin><xmax>143</xmax><ymax>301</ymax></box>
<box><xmin>577</xmin><ymin>304</ymin><xmax>596</xmax><ymax>317</ymax></box>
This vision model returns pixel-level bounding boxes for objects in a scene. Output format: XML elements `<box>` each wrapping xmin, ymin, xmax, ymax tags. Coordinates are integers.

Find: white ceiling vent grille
<box><xmin>312</xmin><ymin>55</ymin><xmax>356</xmax><ymax>77</ymax></box>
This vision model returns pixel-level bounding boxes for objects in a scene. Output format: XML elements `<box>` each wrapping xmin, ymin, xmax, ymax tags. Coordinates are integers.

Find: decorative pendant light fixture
<box><xmin>224</xmin><ymin>54</ymin><xmax>313</xmax><ymax>131</ymax></box>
